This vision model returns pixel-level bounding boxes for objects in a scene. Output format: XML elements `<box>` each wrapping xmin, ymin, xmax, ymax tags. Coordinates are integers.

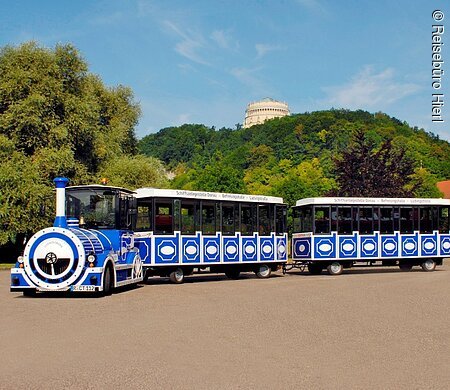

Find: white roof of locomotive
<box><xmin>295</xmin><ymin>197</ymin><xmax>450</xmax><ymax>207</ymax></box>
<box><xmin>67</xmin><ymin>184</ymin><xmax>136</xmax><ymax>195</ymax></box>
<box><xmin>135</xmin><ymin>188</ymin><xmax>284</xmax><ymax>204</ymax></box>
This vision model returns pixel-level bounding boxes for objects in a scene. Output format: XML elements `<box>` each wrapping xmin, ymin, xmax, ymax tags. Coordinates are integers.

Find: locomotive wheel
<box><xmin>327</xmin><ymin>262</ymin><xmax>343</xmax><ymax>276</ymax></box>
<box><xmin>169</xmin><ymin>268</ymin><xmax>184</xmax><ymax>284</ymax></box>
<box><xmin>225</xmin><ymin>268</ymin><xmax>240</xmax><ymax>280</ymax></box>
<box><xmin>399</xmin><ymin>263</ymin><xmax>413</xmax><ymax>271</ymax></box>
<box><xmin>255</xmin><ymin>264</ymin><xmax>272</xmax><ymax>279</ymax></box>
<box><xmin>308</xmin><ymin>264</ymin><xmax>323</xmax><ymax>275</ymax></box>
<box><xmin>421</xmin><ymin>259</ymin><xmax>436</xmax><ymax>272</ymax></box>
<box><xmin>102</xmin><ymin>265</ymin><xmax>113</xmax><ymax>296</ymax></box>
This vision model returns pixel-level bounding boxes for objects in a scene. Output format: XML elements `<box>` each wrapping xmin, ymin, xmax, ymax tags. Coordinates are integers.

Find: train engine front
<box><xmin>10</xmin><ymin>177</ymin><xmax>142</xmax><ymax>295</ymax></box>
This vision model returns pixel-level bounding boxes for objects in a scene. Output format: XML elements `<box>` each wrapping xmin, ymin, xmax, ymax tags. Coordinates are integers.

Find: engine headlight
<box><xmin>87</xmin><ymin>254</ymin><xmax>96</xmax><ymax>263</ymax></box>
<box><xmin>17</xmin><ymin>256</ymin><xmax>24</xmax><ymax>264</ymax></box>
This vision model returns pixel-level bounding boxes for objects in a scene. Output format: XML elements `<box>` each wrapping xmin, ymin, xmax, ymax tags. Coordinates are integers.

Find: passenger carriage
<box><xmin>10</xmin><ymin>178</ymin><xmax>143</xmax><ymax>296</ymax></box>
<box><xmin>291</xmin><ymin>197</ymin><xmax>450</xmax><ymax>275</ymax></box>
<box><xmin>133</xmin><ymin>188</ymin><xmax>288</xmax><ymax>283</ymax></box>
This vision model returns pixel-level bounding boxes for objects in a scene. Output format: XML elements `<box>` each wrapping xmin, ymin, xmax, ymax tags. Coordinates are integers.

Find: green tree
<box><xmin>98</xmin><ymin>155</ymin><xmax>168</xmax><ymax>189</ymax></box>
<box><xmin>0</xmin><ymin>135</ymin><xmax>53</xmax><ymax>246</ymax></box>
<box><xmin>0</xmin><ymin>41</ymin><xmax>140</xmax><ymax>174</ymax></box>
<box><xmin>406</xmin><ymin>167</ymin><xmax>443</xmax><ymax>198</ymax></box>
<box><xmin>192</xmin><ymin>153</ymin><xmax>245</xmax><ymax>193</ymax></box>
<box><xmin>0</xmin><ymin>42</ymin><xmax>142</xmax><ymax>256</ymax></box>
<box><xmin>271</xmin><ymin>159</ymin><xmax>336</xmax><ymax>205</ymax></box>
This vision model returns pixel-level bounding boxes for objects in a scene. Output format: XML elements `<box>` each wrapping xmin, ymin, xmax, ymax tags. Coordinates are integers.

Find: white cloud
<box><xmin>89</xmin><ymin>11</ymin><xmax>124</xmax><ymax>25</ymax></box>
<box><xmin>163</xmin><ymin>20</ymin><xmax>210</xmax><ymax>65</ymax></box>
<box><xmin>295</xmin><ymin>0</ymin><xmax>328</xmax><ymax>15</ymax></box>
<box><xmin>255</xmin><ymin>43</ymin><xmax>282</xmax><ymax>58</ymax></box>
<box><xmin>230</xmin><ymin>67</ymin><xmax>273</xmax><ymax>96</ymax></box>
<box><xmin>323</xmin><ymin>66</ymin><xmax>421</xmax><ymax>109</ymax></box>
<box><xmin>210</xmin><ymin>29</ymin><xmax>239</xmax><ymax>50</ymax></box>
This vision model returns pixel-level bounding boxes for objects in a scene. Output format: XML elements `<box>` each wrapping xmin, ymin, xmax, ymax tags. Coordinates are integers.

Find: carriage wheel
<box><xmin>421</xmin><ymin>259</ymin><xmax>436</xmax><ymax>272</ymax></box>
<box><xmin>169</xmin><ymin>268</ymin><xmax>185</xmax><ymax>284</ymax></box>
<box><xmin>327</xmin><ymin>262</ymin><xmax>343</xmax><ymax>275</ymax></box>
<box><xmin>255</xmin><ymin>264</ymin><xmax>272</xmax><ymax>278</ymax></box>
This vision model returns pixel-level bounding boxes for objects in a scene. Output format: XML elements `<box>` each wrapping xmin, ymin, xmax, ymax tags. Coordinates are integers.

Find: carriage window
<box><xmin>136</xmin><ymin>202</ymin><xmax>152</xmax><ymax>231</ymax></box>
<box><xmin>222</xmin><ymin>203</ymin><xmax>235</xmax><ymax>235</ymax></box>
<box><xmin>275</xmin><ymin>205</ymin><xmax>287</xmax><ymax>235</ymax></box>
<box><xmin>293</xmin><ymin>207</ymin><xmax>301</xmax><ymax>233</ymax></box>
<box><xmin>314</xmin><ymin>206</ymin><xmax>330</xmax><ymax>234</ymax></box>
<box><xmin>420</xmin><ymin>207</ymin><xmax>434</xmax><ymax>233</ymax></box>
<box><xmin>439</xmin><ymin>206</ymin><xmax>449</xmax><ymax>233</ymax></box>
<box><xmin>202</xmin><ymin>203</ymin><xmax>216</xmax><ymax>235</ymax></box>
<box><xmin>300</xmin><ymin>206</ymin><xmax>313</xmax><ymax>233</ymax></box>
<box><xmin>393</xmin><ymin>207</ymin><xmax>400</xmax><ymax>231</ymax></box>
<box><xmin>380</xmin><ymin>207</ymin><xmax>394</xmax><ymax>234</ymax></box>
<box><xmin>337</xmin><ymin>206</ymin><xmax>352</xmax><ymax>234</ymax></box>
<box><xmin>359</xmin><ymin>207</ymin><xmax>374</xmax><ymax>234</ymax></box>
<box><xmin>181</xmin><ymin>201</ymin><xmax>197</xmax><ymax>234</ymax></box>
<box><xmin>331</xmin><ymin>206</ymin><xmax>338</xmax><ymax>232</ymax></box>
<box><xmin>258</xmin><ymin>204</ymin><xmax>273</xmax><ymax>235</ymax></box>
<box><xmin>400</xmin><ymin>207</ymin><xmax>418</xmax><ymax>233</ymax></box>
<box><xmin>241</xmin><ymin>204</ymin><xmax>256</xmax><ymax>235</ymax></box>
<box><xmin>155</xmin><ymin>201</ymin><xmax>173</xmax><ymax>234</ymax></box>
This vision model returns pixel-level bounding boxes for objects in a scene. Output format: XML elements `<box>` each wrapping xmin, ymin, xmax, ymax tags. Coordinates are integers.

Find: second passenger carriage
<box><xmin>291</xmin><ymin>197</ymin><xmax>450</xmax><ymax>275</ymax></box>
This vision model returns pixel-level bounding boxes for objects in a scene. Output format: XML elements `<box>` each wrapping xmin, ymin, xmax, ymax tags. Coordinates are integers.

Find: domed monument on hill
<box><xmin>243</xmin><ymin>97</ymin><xmax>290</xmax><ymax>128</ymax></box>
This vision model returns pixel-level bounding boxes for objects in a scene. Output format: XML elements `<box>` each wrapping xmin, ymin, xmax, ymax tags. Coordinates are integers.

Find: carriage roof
<box><xmin>135</xmin><ymin>188</ymin><xmax>284</xmax><ymax>204</ymax></box>
<box><xmin>295</xmin><ymin>197</ymin><xmax>450</xmax><ymax>207</ymax></box>
<box><xmin>66</xmin><ymin>184</ymin><xmax>136</xmax><ymax>195</ymax></box>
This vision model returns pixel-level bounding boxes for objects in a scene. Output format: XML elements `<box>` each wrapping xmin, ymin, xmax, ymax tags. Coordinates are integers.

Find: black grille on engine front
<box><xmin>36</xmin><ymin>257</ymin><xmax>71</xmax><ymax>276</ymax></box>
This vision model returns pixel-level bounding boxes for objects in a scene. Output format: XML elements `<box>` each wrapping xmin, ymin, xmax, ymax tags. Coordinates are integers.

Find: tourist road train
<box><xmin>10</xmin><ymin>178</ymin><xmax>450</xmax><ymax>296</ymax></box>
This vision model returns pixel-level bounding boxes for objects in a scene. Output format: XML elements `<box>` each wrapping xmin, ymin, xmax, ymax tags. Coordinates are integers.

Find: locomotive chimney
<box><xmin>53</xmin><ymin>177</ymin><xmax>69</xmax><ymax>228</ymax></box>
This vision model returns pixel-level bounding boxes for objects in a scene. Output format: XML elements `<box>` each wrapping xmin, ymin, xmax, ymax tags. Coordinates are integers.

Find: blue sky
<box><xmin>1</xmin><ymin>0</ymin><xmax>449</xmax><ymax>141</ymax></box>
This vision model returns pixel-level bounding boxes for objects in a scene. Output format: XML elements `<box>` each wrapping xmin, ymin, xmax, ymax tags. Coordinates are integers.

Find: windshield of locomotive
<box><xmin>66</xmin><ymin>189</ymin><xmax>117</xmax><ymax>229</ymax></box>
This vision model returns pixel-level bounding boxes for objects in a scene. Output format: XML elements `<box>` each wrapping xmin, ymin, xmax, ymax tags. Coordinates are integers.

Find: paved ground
<box><xmin>1</xmin><ymin>264</ymin><xmax>450</xmax><ymax>390</ymax></box>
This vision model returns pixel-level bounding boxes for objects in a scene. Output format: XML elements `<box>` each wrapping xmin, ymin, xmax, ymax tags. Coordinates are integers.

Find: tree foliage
<box><xmin>332</xmin><ymin>129</ymin><xmax>416</xmax><ymax>197</ymax></box>
<box><xmin>0</xmin><ymin>42</ymin><xmax>168</xmax><ymax>254</ymax></box>
<box><xmin>97</xmin><ymin>155</ymin><xmax>169</xmax><ymax>189</ymax></box>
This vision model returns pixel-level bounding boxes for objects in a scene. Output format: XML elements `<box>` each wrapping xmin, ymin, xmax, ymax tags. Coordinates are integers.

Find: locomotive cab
<box><xmin>66</xmin><ymin>185</ymin><xmax>137</xmax><ymax>231</ymax></box>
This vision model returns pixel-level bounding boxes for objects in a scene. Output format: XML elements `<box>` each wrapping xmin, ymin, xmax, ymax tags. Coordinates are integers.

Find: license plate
<box><xmin>71</xmin><ymin>285</ymin><xmax>95</xmax><ymax>292</ymax></box>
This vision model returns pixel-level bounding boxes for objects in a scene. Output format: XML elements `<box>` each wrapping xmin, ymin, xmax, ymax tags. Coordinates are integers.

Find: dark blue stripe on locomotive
<box><xmin>69</xmin><ymin>228</ymin><xmax>104</xmax><ymax>254</ymax></box>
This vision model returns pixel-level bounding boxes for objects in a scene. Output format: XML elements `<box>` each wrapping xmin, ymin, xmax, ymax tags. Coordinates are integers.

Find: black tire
<box><xmin>327</xmin><ymin>262</ymin><xmax>343</xmax><ymax>276</ymax></box>
<box><xmin>225</xmin><ymin>268</ymin><xmax>240</xmax><ymax>280</ymax></box>
<box><xmin>399</xmin><ymin>263</ymin><xmax>413</xmax><ymax>271</ymax></box>
<box><xmin>255</xmin><ymin>264</ymin><xmax>272</xmax><ymax>279</ymax></box>
<box><xmin>23</xmin><ymin>289</ymin><xmax>36</xmax><ymax>297</ymax></box>
<box><xmin>169</xmin><ymin>268</ymin><xmax>184</xmax><ymax>284</ymax></box>
<box><xmin>421</xmin><ymin>259</ymin><xmax>436</xmax><ymax>272</ymax></box>
<box><xmin>102</xmin><ymin>265</ymin><xmax>113</xmax><ymax>296</ymax></box>
<box><xmin>308</xmin><ymin>264</ymin><xmax>323</xmax><ymax>275</ymax></box>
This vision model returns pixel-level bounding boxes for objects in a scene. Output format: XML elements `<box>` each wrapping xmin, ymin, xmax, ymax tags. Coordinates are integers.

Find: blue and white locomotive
<box><xmin>10</xmin><ymin>177</ymin><xmax>143</xmax><ymax>295</ymax></box>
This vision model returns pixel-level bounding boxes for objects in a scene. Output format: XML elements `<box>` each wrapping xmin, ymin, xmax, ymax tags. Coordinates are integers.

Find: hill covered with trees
<box><xmin>139</xmin><ymin>109</ymin><xmax>450</xmax><ymax>204</ymax></box>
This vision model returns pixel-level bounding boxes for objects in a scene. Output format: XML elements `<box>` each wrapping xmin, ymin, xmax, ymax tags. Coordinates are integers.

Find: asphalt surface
<box><xmin>1</xmin><ymin>264</ymin><xmax>450</xmax><ymax>390</ymax></box>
